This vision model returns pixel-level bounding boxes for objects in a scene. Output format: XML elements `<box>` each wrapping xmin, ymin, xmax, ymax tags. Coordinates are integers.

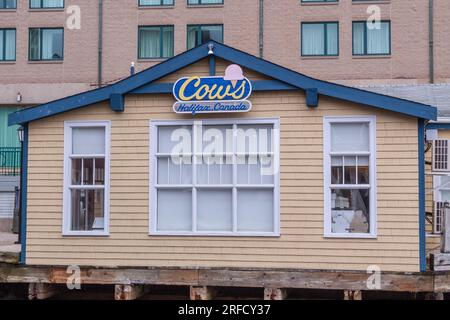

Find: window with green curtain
<box><xmin>138</xmin><ymin>26</ymin><xmax>174</xmax><ymax>59</ymax></box>
<box><xmin>187</xmin><ymin>25</ymin><xmax>223</xmax><ymax>50</ymax></box>
<box><xmin>301</xmin><ymin>22</ymin><xmax>338</xmax><ymax>56</ymax></box>
<box><xmin>0</xmin><ymin>29</ymin><xmax>16</xmax><ymax>61</ymax></box>
<box><xmin>353</xmin><ymin>21</ymin><xmax>391</xmax><ymax>55</ymax></box>
<box><xmin>29</xmin><ymin>28</ymin><xmax>64</xmax><ymax>61</ymax></box>
<box><xmin>0</xmin><ymin>107</ymin><xmax>20</xmax><ymax>148</ymax></box>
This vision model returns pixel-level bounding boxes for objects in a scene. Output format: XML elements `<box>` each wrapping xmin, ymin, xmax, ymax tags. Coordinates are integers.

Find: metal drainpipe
<box><xmin>98</xmin><ymin>0</ymin><xmax>103</xmax><ymax>87</ymax></box>
<box><xmin>429</xmin><ymin>0</ymin><xmax>434</xmax><ymax>84</ymax></box>
<box><xmin>259</xmin><ymin>0</ymin><xmax>264</xmax><ymax>58</ymax></box>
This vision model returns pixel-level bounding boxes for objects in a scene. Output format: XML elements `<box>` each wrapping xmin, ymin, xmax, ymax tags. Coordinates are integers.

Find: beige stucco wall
<box><xmin>24</xmin><ymin>59</ymin><xmax>421</xmax><ymax>272</ymax></box>
<box><xmin>0</xmin><ymin>0</ymin><xmax>449</xmax><ymax>105</ymax></box>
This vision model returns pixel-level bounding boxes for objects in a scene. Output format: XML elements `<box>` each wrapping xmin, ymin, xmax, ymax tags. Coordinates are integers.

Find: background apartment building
<box><xmin>0</xmin><ymin>0</ymin><xmax>449</xmax><ymax>229</ymax></box>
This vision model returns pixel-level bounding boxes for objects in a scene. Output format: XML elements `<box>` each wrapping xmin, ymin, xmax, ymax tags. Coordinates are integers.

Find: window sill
<box><xmin>187</xmin><ymin>5</ymin><xmax>224</xmax><ymax>8</ymax></box>
<box><xmin>0</xmin><ymin>9</ymin><xmax>17</xmax><ymax>12</ymax></box>
<box><xmin>352</xmin><ymin>1</ymin><xmax>390</xmax><ymax>5</ymax></box>
<box><xmin>63</xmin><ymin>231</ymin><xmax>109</xmax><ymax>237</ymax></box>
<box><xmin>352</xmin><ymin>55</ymin><xmax>391</xmax><ymax>59</ymax></box>
<box><xmin>301</xmin><ymin>55</ymin><xmax>339</xmax><ymax>60</ymax></box>
<box><xmin>0</xmin><ymin>61</ymin><xmax>16</xmax><ymax>64</ymax></box>
<box><xmin>324</xmin><ymin>233</ymin><xmax>377</xmax><ymax>239</ymax></box>
<box><xmin>28</xmin><ymin>60</ymin><xmax>63</xmax><ymax>64</ymax></box>
<box><xmin>300</xmin><ymin>2</ymin><xmax>339</xmax><ymax>7</ymax></box>
<box><xmin>150</xmin><ymin>231</ymin><xmax>280</xmax><ymax>237</ymax></box>
<box><xmin>426</xmin><ymin>233</ymin><xmax>441</xmax><ymax>238</ymax></box>
<box><xmin>137</xmin><ymin>58</ymin><xmax>169</xmax><ymax>62</ymax></box>
<box><xmin>137</xmin><ymin>5</ymin><xmax>174</xmax><ymax>10</ymax></box>
<box><xmin>28</xmin><ymin>8</ymin><xmax>65</xmax><ymax>12</ymax></box>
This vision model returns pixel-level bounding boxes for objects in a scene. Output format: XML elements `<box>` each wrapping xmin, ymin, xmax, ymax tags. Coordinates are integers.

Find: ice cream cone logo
<box><xmin>224</xmin><ymin>64</ymin><xmax>244</xmax><ymax>88</ymax></box>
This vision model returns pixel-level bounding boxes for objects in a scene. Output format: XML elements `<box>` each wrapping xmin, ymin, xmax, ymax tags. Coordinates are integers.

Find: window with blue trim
<box><xmin>138</xmin><ymin>26</ymin><xmax>174</xmax><ymax>59</ymax></box>
<box><xmin>0</xmin><ymin>0</ymin><xmax>16</xmax><ymax>9</ymax></box>
<box><xmin>353</xmin><ymin>21</ymin><xmax>391</xmax><ymax>55</ymax></box>
<box><xmin>187</xmin><ymin>24</ymin><xmax>223</xmax><ymax>50</ymax></box>
<box><xmin>30</xmin><ymin>0</ymin><xmax>64</xmax><ymax>8</ymax></box>
<box><xmin>301</xmin><ymin>22</ymin><xmax>339</xmax><ymax>56</ymax></box>
<box><xmin>0</xmin><ymin>29</ymin><xmax>15</xmax><ymax>61</ymax></box>
<box><xmin>29</xmin><ymin>28</ymin><xmax>64</xmax><ymax>61</ymax></box>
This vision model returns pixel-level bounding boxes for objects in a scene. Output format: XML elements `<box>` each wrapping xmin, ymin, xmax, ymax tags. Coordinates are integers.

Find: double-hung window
<box><xmin>30</xmin><ymin>0</ymin><xmax>64</xmax><ymax>8</ymax></box>
<box><xmin>150</xmin><ymin>119</ymin><xmax>280</xmax><ymax>236</ymax></box>
<box><xmin>187</xmin><ymin>24</ymin><xmax>223</xmax><ymax>50</ymax></box>
<box><xmin>63</xmin><ymin>121</ymin><xmax>110</xmax><ymax>236</ymax></box>
<box><xmin>353</xmin><ymin>21</ymin><xmax>391</xmax><ymax>55</ymax></box>
<box><xmin>323</xmin><ymin>117</ymin><xmax>376</xmax><ymax>238</ymax></box>
<box><xmin>29</xmin><ymin>27</ymin><xmax>64</xmax><ymax>61</ymax></box>
<box><xmin>0</xmin><ymin>29</ymin><xmax>16</xmax><ymax>61</ymax></box>
<box><xmin>138</xmin><ymin>26</ymin><xmax>174</xmax><ymax>59</ymax></box>
<box><xmin>301</xmin><ymin>22</ymin><xmax>339</xmax><ymax>56</ymax></box>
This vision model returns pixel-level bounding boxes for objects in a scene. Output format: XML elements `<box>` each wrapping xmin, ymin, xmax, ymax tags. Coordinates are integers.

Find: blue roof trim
<box><xmin>427</xmin><ymin>122</ymin><xmax>450</xmax><ymax>130</ymax></box>
<box><xmin>9</xmin><ymin>41</ymin><xmax>437</xmax><ymax>125</ymax></box>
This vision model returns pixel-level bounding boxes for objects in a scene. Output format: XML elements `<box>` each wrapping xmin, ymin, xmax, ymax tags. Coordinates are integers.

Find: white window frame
<box><xmin>62</xmin><ymin>121</ymin><xmax>111</xmax><ymax>237</ymax></box>
<box><xmin>149</xmin><ymin>118</ymin><xmax>280</xmax><ymax>237</ymax></box>
<box><xmin>323</xmin><ymin>116</ymin><xmax>377</xmax><ymax>239</ymax></box>
<box><xmin>433</xmin><ymin>175</ymin><xmax>450</xmax><ymax>234</ymax></box>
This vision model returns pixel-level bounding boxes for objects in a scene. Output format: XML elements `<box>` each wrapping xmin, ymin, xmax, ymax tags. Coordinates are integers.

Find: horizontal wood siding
<box><xmin>25</xmin><ymin>63</ymin><xmax>421</xmax><ymax>272</ymax></box>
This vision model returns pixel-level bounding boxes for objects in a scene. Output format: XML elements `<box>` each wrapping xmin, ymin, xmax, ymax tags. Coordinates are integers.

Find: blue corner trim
<box><xmin>209</xmin><ymin>55</ymin><xmax>216</xmax><ymax>76</ymax></box>
<box><xmin>418</xmin><ymin>118</ymin><xmax>426</xmax><ymax>272</ymax></box>
<box><xmin>306</xmin><ymin>88</ymin><xmax>319</xmax><ymax>108</ymax></box>
<box><xmin>19</xmin><ymin>123</ymin><xmax>28</xmax><ymax>265</ymax></box>
<box><xmin>110</xmin><ymin>93</ymin><xmax>124</xmax><ymax>112</ymax></box>
<box><xmin>8</xmin><ymin>41</ymin><xmax>437</xmax><ymax>126</ymax></box>
<box><xmin>426</xmin><ymin>122</ymin><xmax>450</xmax><ymax>130</ymax></box>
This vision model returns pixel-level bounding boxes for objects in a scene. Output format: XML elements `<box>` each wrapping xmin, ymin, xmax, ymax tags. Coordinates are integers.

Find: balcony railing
<box><xmin>0</xmin><ymin>147</ymin><xmax>21</xmax><ymax>176</ymax></box>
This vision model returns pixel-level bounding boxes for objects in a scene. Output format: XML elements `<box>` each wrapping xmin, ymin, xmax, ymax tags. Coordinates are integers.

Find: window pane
<box><xmin>237</xmin><ymin>155</ymin><xmax>274</xmax><ymax>185</ymax></box>
<box><xmin>71</xmin><ymin>189</ymin><xmax>104</xmax><ymax>231</ymax></box>
<box><xmin>331</xmin><ymin>189</ymin><xmax>370</xmax><ymax>234</ymax></box>
<box><xmin>441</xmin><ymin>190</ymin><xmax>450</xmax><ymax>202</ymax></box>
<box><xmin>158</xmin><ymin>125</ymin><xmax>192</xmax><ymax>154</ymax></box>
<box><xmin>139</xmin><ymin>27</ymin><xmax>160</xmax><ymax>58</ymax></box>
<box><xmin>83</xmin><ymin>158</ymin><xmax>94</xmax><ymax>185</ymax></box>
<box><xmin>331</xmin><ymin>156</ymin><xmax>343</xmax><ymax>184</ymax></box>
<box><xmin>0</xmin><ymin>31</ymin><xmax>3</xmax><ymax>61</ymax></box>
<box><xmin>95</xmin><ymin>158</ymin><xmax>105</xmax><ymax>185</ymax></box>
<box><xmin>358</xmin><ymin>156</ymin><xmax>369</xmax><ymax>184</ymax></box>
<box><xmin>237</xmin><ymin>189</ymin><xmax>274</xmax><ymax>232</ymax></box>
<box><xmin>197</xmin><ymin>155</ymin><xmax>232</xmax><ymax>185</ymax></box>
<box><xmin>4</xmin><ymin>30</ymin><xmax>15</xmax><ymax>60</ymax></box>
<box><xmin>158</xmin><ymin>156</ymin><xmax>192</xmax><ymax>185</ymax></box>
<box><xmin>353</xmin><ymin>22</ymin><xmax>365</xmax><ymax>55</ymax></box>
<box><xmin>344</xmin><ymin>156</ymin><xmax>357</xmax><ymax>184</ymax></box>
<box><xmin>162</xmin><ymin>26</ymin><xmax>174</xmax><ymax>58</ymax></box>
<box><xmin>302</xmin><ymin>23</ymin><xmax>325</xmax><ymax>56</ymax></box>
<box><xmin>29</xmin><ymin>28</ymin><xmax>40</xmax><ymax>60</ymax></box>
<box><xmin>200</xmin><ymin>25</ymin><xmax>223</xmax><ymax>44</ymax></box>
<box><xmin>42</xmin><ymin>0</ymin><xmax>63</xmax><ymax>7</ymax></box>
<box><xmin>157</xmin><ymin>189</ymin><xmax>192</xmax><ymax>231</ymax></box>
<box><xmin>29</xmin><ymin>0</ymin><xmax>40</xmax><ymax>7</ymax></box>
<box><xmin>72</xmin><ymin>127</ymin><xmax>105</xmax><ymax>155</ymax></box>
<box><xmin>197</xmin><ymin>189</ymin><xmax>232</xmax><ymax>231</ymax></box>
<box><xmin>201</xmin><ymin>125</ymin><xmax>233</xmax><ymax>154</ymax></box>
<box><xmin>187</xmin><ymin>26</ymin><xmax>198</xmax><ymax>49</ymax></box>
<box><xmin>326</xmin><ymin>23</ymin><xmax>338</xmax><ymax>55</ymax></box>
<box><xmin>71</xmin><ymin>158</ymin><xmax>82</xmax><ymax>185</ymax></box>
<box><xmin>236</xmin><ymin>124</ymin><xmax>273</xmax><ymax>154</ymax></box>
<box><xmin>367</xmin><ymin>22</ymin><xmax>390</xmax><ymax>55</ymax></box>
<box><xmin>41</xmin><ymin>28</ymin><xmax>63</xmax><ymax>60</ymax></box>
<box><xmin>331</xmin><ymin>122</ymin><xmax>369</xmax><ymax>152</ymax></box>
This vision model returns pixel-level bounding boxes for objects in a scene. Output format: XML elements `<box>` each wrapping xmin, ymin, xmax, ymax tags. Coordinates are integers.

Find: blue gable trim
<box><xmin>20</xmin><ymin>123</ymin><xmax>28</xmax><ymax>265</ymax></box>
<box><xmin>427</xmin><ymin>122</ymin><xmax>450</xmax><ymax>130</ymax></box>
<box><xmin>9</xmin><ymin>41</ymin><xmax>437</xmax><ymax>125</ymax></box>
<box><xmin>418</xmin><ymin>118</ymin><xmax>426</xmax><ymax>272</ymax></box>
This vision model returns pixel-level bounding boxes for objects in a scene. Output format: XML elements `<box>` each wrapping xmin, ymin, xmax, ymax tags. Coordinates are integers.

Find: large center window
<box><xmin>150</xmin><ymin>119</ymin><xmax>280</xmax><ymax>236</ymax></box>
<box><xmin>323</xmin><ymin>116</ymin><xmax>377</xmax><ymax>238</ymax></box>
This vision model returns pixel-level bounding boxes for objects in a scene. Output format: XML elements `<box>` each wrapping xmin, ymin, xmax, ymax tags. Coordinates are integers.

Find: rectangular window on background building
<box><xmin>301</xmin><ymin>22</ymin><xmax>339</xmax><ymax>56</ymax></box>
<box><xmin>139</xmin><ymin>0</ymin><xmax>174</xmax><ymax>6</ymax></box>
<box><xmin>150</xmin><ymin>120</ymin><xmax>280</xmax><ymax>236</ymax></box>
<box><xmin>138</xmin><ymin>26</ymin><xmax>174</xmax><ymax>59</ymax></box>
<box><xmin>30</xmin><ymin>0</ymin><xmax>64</xmax><ymax>8</ymax></box>
<box><xmin>353</xmin><ymin>21</ymin><xmax>391</xmax><ymax>55</ymax></box>
<box><xmin>187</xmin><ymin>24</ymin><xmax>223</xmax><ymax>50</ymax></box>
<box><xmin>188</xmin><ymin>0</ymin><xmax>223</xmax><ymax>5</ymax></box>
<box><xmin>0</xmin><ymin>0</ymin><xmax>16</xmax><ymax>9</ymax></box>
<box><xmin>0</xmin><ymin>29</ymin><xmax>16</xmax><ymax>61</ymax></box>
<box><xmin>29</xmin><ymin>28</ymin><xmax>64</xmax><ymax>61</ymax></box>
<box><xmin>323</xmin><ymin>116</ymin><xmax>377</xmax><ymax>238</ymax></box>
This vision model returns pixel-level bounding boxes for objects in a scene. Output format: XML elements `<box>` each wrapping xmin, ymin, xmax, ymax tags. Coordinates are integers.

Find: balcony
<box><xmin>0</xmin><ymin>147</ymin><xmax>21</xmax><ymax>176</ymax></box>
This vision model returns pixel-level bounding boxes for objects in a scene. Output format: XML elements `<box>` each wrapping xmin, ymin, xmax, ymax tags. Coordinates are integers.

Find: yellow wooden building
<box><xmin>8</xmin><ymin>42</ymin><xmax>437</xmax><ymax>274</ymax></box>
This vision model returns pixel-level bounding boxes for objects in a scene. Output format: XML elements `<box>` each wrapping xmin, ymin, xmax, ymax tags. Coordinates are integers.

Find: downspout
<box><xmin>259</xmin><ymin>0</ymin><xmax>264</xmax><ymax>58</ymax></box>
<box><xmin>98</xmin><ymin>0</ymin><xmax>103</xmax><ymax>87</ymax></box>
<box><xmin>429</xmin><ymin>0</ymin><xmax>434</xmax><ymax>84</ymax></box>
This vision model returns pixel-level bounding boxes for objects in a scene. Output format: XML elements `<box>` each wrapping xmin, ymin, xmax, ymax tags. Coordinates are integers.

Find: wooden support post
<box><xmin>344</xmin><ymin>290</ymin><xmax>362</xmax><ymax>300</ymax></box>
<box><xmin>114</xmin><ymin>284</ymin><xmax>148</xmax><ymax>300</ymax></box>
<box><xmin>264</xmin><ymin>288</ymin><xmax>288</xmax><ymax>300</ymax></box>
<box><xmin>28</xmin><ymin>283</ymin><xmax>58</xmax><ymax>300</ymax></box>
<box><xmin>441</xmin><ymin>205</ymin><xmax>450</xmax><ymax>253</ymax></box>
<box><xmin>190</xmin><ymin>286</ymin><xmax>216</xmax><ymax>300</ymax></box>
